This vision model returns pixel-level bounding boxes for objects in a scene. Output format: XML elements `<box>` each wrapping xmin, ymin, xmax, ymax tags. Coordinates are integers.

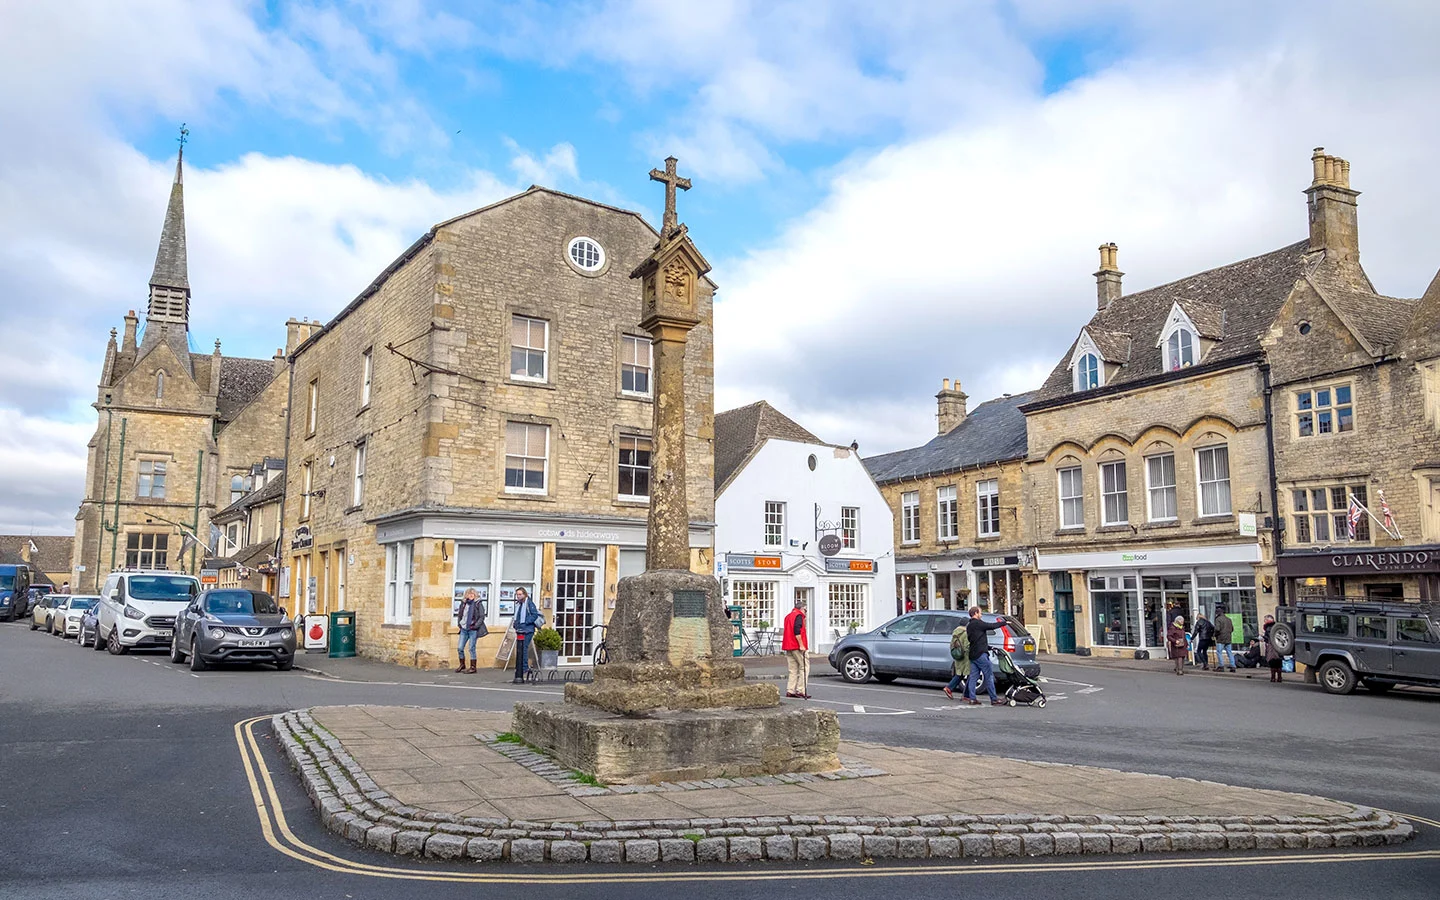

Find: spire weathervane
<box><xmin>648</xmin><ymin>156</ymin><xmax>691</xmax><ymax>236</ymax></box>
<box><xmin>177</xmin><ymin>123</ymin><xmax>189</xmax><ymax>149</ymax></box>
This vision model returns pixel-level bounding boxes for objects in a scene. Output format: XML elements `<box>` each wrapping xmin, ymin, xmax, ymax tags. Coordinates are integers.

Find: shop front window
<box><xmin>452</xmin><ymin>543</ymin><xmax>493</xmax><ymax>626</ymax></box>
<box><xmin>1196</xmin><ymin>572</ymin><xmax>1258</xmax><ymax>643</ymax></box>
<box><xmin>1091</xmin><ymin>574</ymin><xmax>1138</xmax><ymax>646</ymax></box>
<box><xmin>731</xmin><ymin>579</ymin><xmax>777</xmax><ymax>632</ymax></box>
<box><xmin>500</xmin><ymin>543</ymin><xmax>538</xmax><ymax>619</ymax></box>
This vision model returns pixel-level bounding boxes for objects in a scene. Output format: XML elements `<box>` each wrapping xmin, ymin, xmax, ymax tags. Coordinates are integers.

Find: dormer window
<box><xmin>1068</xmin><ymin>330</ymin><xmax>1107</xmax><ymax>392</ymax></box>
<box><xmin>1159</xmin><ymin>303</ymin><xmax>1202</xmax><ymax>372</ymax></box>
<box><xmin>1166</xmin><ymin>329</ymin><xmax>1196</xmax><ymax>370</ymax></box>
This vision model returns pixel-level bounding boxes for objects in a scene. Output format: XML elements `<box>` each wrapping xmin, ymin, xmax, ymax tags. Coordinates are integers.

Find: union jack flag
<box><xmin>1346</xmin><ymin>494</ymin><xmax>1364</xmax><ymax>541</ymax></box>
<box><xmin>1377</xmin><ymin>489</ymin><xmax>1396</xmax><ymax>534</ymax></box>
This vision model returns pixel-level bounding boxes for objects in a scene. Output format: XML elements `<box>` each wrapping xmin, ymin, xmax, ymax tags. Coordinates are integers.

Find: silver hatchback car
<box><xmin>169</xmin><ymin>589</ymin><xmax>296</xmax><ymax>672</ymax></box>
<box><xmin>828</xmin><ymin>610</ymin><xmax>1040</xmax><ymax>684</ymax></box>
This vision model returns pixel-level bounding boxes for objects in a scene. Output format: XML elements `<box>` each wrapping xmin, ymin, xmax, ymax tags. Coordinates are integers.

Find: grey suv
<box><xmin>1275</xmin><ymin>601</ymin><xmax>1440</xmax><ymax>695</ymax></box>
<box><xmin>828</xmin><ymin>611</ymin><xmax>1040</xmax><ymax>684</ymax></box>
<box><xmin>169</xmin><ymin>589</ymin><xmax>296</xmax><ymax>672</ymax></box>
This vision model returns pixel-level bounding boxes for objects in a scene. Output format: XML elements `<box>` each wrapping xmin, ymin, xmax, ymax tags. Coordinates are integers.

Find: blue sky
<box><xmin>2</xmin><ymin>1</ymin><xmax>1439</xmax><ymax>533</ymax></box>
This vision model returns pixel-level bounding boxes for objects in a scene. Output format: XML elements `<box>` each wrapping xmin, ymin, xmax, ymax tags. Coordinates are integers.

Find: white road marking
<box><xmin>802</xmin><ymin>697</ymin><xmax>913</xmax><ymax>715</ymax></box>
<box><xmin>1077</xmin><ymin>687</ymin><xmax>1104</xmax><ymax>694</ymax></box>
<box><xmin>852</xmin><ymin>704</ymin><xmax>866</xmax><ymax>713</ymax></box>
<box><xmin>297</xmin><ymin>674</ymin><xmax>564</xmax><ymax>695</ymax></box>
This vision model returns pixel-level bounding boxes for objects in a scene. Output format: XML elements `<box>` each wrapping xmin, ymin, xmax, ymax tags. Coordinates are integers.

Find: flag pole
<box><xmin>1348</xmin><ymin>493</ymin><xmax>1401</xmax><ymax>541</ymax></box>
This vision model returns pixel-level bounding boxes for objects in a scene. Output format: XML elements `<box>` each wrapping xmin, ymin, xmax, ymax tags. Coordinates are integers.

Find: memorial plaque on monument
<box><xmin>672</xmin><ymin>590</ymin><xmax>707</xmax><ymax>618</ymax></box>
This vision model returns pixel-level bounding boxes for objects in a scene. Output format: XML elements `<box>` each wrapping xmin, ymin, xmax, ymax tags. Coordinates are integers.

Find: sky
<box><xmin>2</xmin><ymin>0</ymin><xmax>1439</xmax><ymax>535</ymax></box>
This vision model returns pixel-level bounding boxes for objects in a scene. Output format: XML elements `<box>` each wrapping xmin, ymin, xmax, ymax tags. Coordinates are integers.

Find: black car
<box><xmin>1275</xmin><ymin>600</ymin><xmax>1440</xmax><ymax>695</ymax></box>
<box><xmin>169</xmin><ymin>589</ymin><xmax>296</xmax><ymax>672</ymax></box>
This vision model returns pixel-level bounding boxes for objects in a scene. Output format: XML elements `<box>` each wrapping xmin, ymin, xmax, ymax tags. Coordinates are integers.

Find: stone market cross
<box><xmin>649</xmin><ymin>155</ymin><xmax>691</xmax><ymax>236</ymax></box>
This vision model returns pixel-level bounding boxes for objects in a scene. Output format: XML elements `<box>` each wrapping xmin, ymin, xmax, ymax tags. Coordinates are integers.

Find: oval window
<box><xmin>567</xmin><ymin>237</ymin><xmax>605</xmax><ymax>272</ymax></box>
<box><xmin>807</xmin><ymin>454</ymin><xmax>817</xmax><ymax>471</ymax></box>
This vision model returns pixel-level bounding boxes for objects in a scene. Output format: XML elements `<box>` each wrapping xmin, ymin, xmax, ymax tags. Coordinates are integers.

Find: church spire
<box><xmin>149</xmin><ymin>143</ymin><xmax>190</xmax><ymax>295</ymax></box>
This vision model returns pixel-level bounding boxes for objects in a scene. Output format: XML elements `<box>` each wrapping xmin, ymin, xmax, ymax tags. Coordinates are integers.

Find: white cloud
<box><xmin>715</xmin><ymin>13</ymin><xmax>1440</xmax><ymax>455</ymax></box>
<box><xmin>507</xmin><ymin>140</ymin><xmax>581</xmax><ymax>186</ymax></box>
<box><xmin>0</xmin><ymin>411</ymin><xmax>92</xmax><ymax>534</ymax></box>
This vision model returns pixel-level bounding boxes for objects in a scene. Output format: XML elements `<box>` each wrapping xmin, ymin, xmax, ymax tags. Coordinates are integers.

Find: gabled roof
<box><xmin>213</xmin><ymin>471</ymin><xmax>286</xmax><ymax>523</ymax></box>
<box><xmin>214</xmin><ymin>356</ymin><xmax>278</xmax><ymax>421</ymax></box>
<box><xmin>1306</xmin><ymin>263</ymin><xmax>1419</xmax><ymax>355</ymax></box>
<box><xmin>1033</xmin><ymin>241</ymin><xmax>1315</xmax><ymax>403</ymax></box>
<box><xmin>714</xmin><ymin>401</ymin><xmax>824</xmax><ymax>491</ymax></box>
<box><xmin>0</xmin><ymin>534</ymin><xmax>74</xmax><ymax>575</ymax></box>
<box><xmin>1083</xmin><ymin>328</ymin><xmax>1131</xmax><ymax>364</ymax></box>
<box><xmin>865</xmin><ymin>392</ymin><xmax>1036</xmax><ymax>483</ymax></box>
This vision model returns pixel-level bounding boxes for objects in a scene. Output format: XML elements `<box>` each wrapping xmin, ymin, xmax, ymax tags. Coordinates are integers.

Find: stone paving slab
<box><xmin>276</xmin><ymin>704</ymin><xmax>1414</xmax><ymax>865</ymax></box>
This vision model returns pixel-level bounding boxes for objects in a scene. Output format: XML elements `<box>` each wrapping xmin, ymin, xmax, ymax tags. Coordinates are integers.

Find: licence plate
<box><xmin>237</xmin><ymin>639</ymin><xmax>268</xmax><ymax>648</ymax></box>
<box><xmin>154</xmin><ymin>630</ymin><xmax>172</xmax><ymax>638</ymax></box>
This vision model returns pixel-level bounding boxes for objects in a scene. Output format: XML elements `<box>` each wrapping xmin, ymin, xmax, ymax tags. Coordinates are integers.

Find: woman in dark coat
<box><xmin>1167</xmin><ymin>616</ymin><xmax>1188</xmax><ymax>675</ymax></box>
<box><xmin>1262</xmin><ymin>614</ymin><xmax>1284</xmax><ymax>683</ymax></box>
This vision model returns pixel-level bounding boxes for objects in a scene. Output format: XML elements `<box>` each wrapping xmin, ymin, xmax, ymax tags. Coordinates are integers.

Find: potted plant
<box><xmin>534</xmin><ymin>626</ymin><xmax>563</xmax><ymax>669</ymax></box>
<box><xmin>848</xmin><ymin>620</ymin><xmax>861</xmax><ymax>635</ymax></box>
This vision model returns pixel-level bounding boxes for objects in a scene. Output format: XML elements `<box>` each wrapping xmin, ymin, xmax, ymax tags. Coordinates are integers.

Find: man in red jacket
<box><xmin>782</xmin><ymin>597</ymin><xmax>810</xmax><ymax>699</ymax></box>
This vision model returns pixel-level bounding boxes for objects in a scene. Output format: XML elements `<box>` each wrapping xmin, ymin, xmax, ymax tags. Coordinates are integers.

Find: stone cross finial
<box><xmin>649</xmin><ymin>156</ymin><xmax>691</xmax><ymax>235</ymax></box>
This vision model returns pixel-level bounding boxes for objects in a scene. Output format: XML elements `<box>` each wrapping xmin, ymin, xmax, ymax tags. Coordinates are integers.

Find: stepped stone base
<box><xmin>512</xmin><ymin>701</ymin><xmax>841</xmax><ymax>785</ymax></box>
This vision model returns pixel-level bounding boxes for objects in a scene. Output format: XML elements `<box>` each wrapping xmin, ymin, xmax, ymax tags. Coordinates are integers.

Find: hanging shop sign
<box><xmin>825</xmin><ymin>558</ymin><xmax>875</xmax><ymax>574</ymax></box>
<box><xmin>818</xmin><ymin>534</ymin><xmax>842</xmax><ymax>557</ymax></box>
<box><xmin>290</xmin><ymin>525</ymin><xmax>313</xmax><ymax>551</ymax></box>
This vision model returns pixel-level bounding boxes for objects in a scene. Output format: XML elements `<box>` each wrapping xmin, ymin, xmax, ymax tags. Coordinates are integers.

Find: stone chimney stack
<box><xmin>285</xmin><ymin>318</ymin><xmax>321</xmax><ymax>356</ymax></box>
<box><xmin>121</xmin><ymin>310</ymin><xmax>139</xmax><ymax>352</ymax></box>
<box><xmin>273</xmin><ymin>347</ymin><xmax>287</xmax><ymax>378</ymax></box>
<box><xmin>1306</xmin><ymin>147</ymin><xmax>1360</xmax><ymax>263</ymax></box>
<box><xmin>936</xmin><ymin>378</ymin><xmax>969</xmax><ymax>435</ymax></box>
<box><xmin>1095</xmin><ymin>243</ymin><xmax>1123</xmax><ymax>310</ymax></box>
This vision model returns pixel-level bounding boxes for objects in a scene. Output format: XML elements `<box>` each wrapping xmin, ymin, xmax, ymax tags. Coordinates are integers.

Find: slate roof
<box><xmin>214</xmin><ymin>356</ymin><xmax>278</xmax><ymax>421</ymax></box>
<box><xmin>714</xmin><ymin>401</ymin><xmax>824</xmax><ymax>491</ymax></box>
<box><xmin>213</xmin><ymin>471</ymin><xmax>286</xmax><ymax>523</ymax></box>
<box><xmin>865</xmin><ymin>392</ymin><xmax>1036</xmax><ymax>483</ymax></box>
<box><xmin>1307</xmin><ymin>263</ymin><xmax>1419</xmax><ymax>354</ymax></box>
<box><xmin>1086</xmin><ymin>329</ymin><xmax>1132</xmax><ymax>363</ymax></box>
<box><xmin>0</xmin><ymin>535</ymin><xmax>74</xmax><ymax>576</ymax></box>
<box><xmin>1032</xmin><ymin>241</ymin><xmax>1315</xmax><ymax>404</ymax></box>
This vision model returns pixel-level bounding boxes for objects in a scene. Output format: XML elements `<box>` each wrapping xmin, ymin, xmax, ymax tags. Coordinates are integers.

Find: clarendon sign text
<box><xmin>1330</xmin><ymin>551</ymin><xmax>1431</xmax><ymax>572</ymax></box>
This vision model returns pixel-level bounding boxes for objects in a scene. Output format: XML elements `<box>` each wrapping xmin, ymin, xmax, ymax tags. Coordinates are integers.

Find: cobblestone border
<box><xmin>272</xmin><ymin>709</ymin><xmax>1414</xmax><ymax>865</ymax></box>
<box><xmin>476</xmin><ymin>730</ymin><xmax>886</xmax><ymax>797</ymax></box>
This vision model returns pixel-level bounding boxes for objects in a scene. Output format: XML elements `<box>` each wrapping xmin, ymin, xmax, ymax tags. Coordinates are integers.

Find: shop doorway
<box><xmin>1142</xmin><ymin>576</ymin><xmax>1191</xmax><ymax>656</ymax></box>
<box><xmin>554</xmin><ymin>548</ymin><xmax>600</xmax><ymax>664</ymax></box>
<box><xmin>794</xmin><ymin>586</ymin><xmax>814</xmax><ymax>645</ymax></box>
<box><xmin>1052</xmin><ymin>573</ymin><xmax>1076</xmax><ymax>653</ymax></box>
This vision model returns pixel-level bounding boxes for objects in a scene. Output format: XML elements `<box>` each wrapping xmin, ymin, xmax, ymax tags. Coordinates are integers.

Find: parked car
<box><xmin>1275</xmin><ymin>600</ymin><xmax>1440</xmax><ymax>695</ymax></box>
<box><xmin>828</xmin><ymin>610</ymin><xmax>1040</xmax><ymax>684</ymax></box>
<box><xmin>170</xmin><ymin>589</ymin><xmax>296</xmax><ymax>671</ymax></box>
<box><xmin>29</xmin><ymin>593</ymin><xmax>65</xmax><ymax>632</ymax></box>
<box><xmin>95</xmin><ymin>572</ymin><xmax>201</xmax><ymax>654</ymax></box>
<box><xmin>0</xmin><ymin>563</ymin><xmax>32</xmax><ymax>620</ymax></box>
<box><xmin>53</xmin><ymin>595</ymin><xmax>99</xmax><ymax>639</ymax></box>
<box><xmin>78</xmin><ymin>599</ymin><xmax>103</xmax><ymax>649</ymax></box>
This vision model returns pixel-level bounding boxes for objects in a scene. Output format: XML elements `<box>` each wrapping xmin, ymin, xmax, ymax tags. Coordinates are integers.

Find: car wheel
<box><xmin>276</xmin><ymin>657</ymin><xmax>293</xmax><ymax>672</ymax></box>
<box><xmin>840</xmin><ymin>651</ymin><xmax>872</xmax><ymax>684</ymax></box>
<box><xmin>169</xmin><ymin>637</ymin><xmax>186</xmax><ymax>665</ymax></box>
<box><xmin>1318</xmin><ymin>659</ymin><xmax>1356</xmax><ymax>695</ymax></box>
<box><xmin>106</xmin><ymin>629</ymin><xmax>128</xmax><ymax>655</ymax></box>
<box><xmin>188</xmin><ymin>639</ymin><xmax>207</xmax><ymax>672</ymax></box>
<box><xmin>1363</xmin><ymin>679</ymin><xmax>1393</xmax><ymax>694</ymax></box>
<box><xmin>1269</xmin><ymin>622</ymin><xmax>1295</xmax><ymax>657</ymax></box>
<box><xmin>92</xmin><ymin>627</ymin><xmax>106</xmax><ymax>650</ymax></box>
<box><xmin>29</xmin><ymin>617</ymin><xmax>38</xmax><ymax>631</ymax></box>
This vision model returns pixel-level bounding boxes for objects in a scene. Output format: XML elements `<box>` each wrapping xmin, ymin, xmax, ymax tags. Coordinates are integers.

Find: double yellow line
<box><xmin>233</xmin><ymin>716</ymin><xmax>1440</xmax><ymax>884</ymax></box>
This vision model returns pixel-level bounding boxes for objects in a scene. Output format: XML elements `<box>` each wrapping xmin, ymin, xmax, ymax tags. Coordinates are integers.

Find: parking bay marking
<box><xmin>234</xmin><ymin>716</ymin><xmax>1440</xmax><ymax>884</ymax></box>
<box><xmin>804</xmin><ymin>697</ymin><xmax>913</xmax><ymax>715</ymax></box>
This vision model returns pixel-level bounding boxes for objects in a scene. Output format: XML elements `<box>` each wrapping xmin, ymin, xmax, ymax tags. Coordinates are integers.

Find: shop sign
<box><xmin>726</xmin><ymin>553</ymin><xmax>782</xmax><ymax>570</ymax></box>
<box><xmin>1278</xmin><ymin>547</ymin><xmax>1439</xmax><ymax>577</ymax></box>
<box><xmin>290</xmin><ymin>525</ymin><xmax>313</xmax><ymax>551</ymax></box>
<box><xmin>818</xmin><ymin>534</ymin><xmax>842</xmax><ymax>557</ymax></box>
<box><xmin>825</xmin><ymin>558</ymin><xmax>875</xmax><ymax>574</ymax></box>
<box><xmin>974</xmin><ymin>556</ymin><xmax>1018</xmax><ymax>568</ymax></box>
<box><xmin>199</xmin><ymin>568</ymin><xmax>219</xmax><ymax>586</ymax></box>
<box><xmin>1238</xmin><ymin>512</ymin><xmax>1258</xmax><ymax>537</ymax></box>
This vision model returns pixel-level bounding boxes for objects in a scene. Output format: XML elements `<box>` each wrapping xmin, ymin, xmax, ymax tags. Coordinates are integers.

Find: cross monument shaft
<box><xmin>649</xmin><ymin>156</ymin><xmax>691</xmax><ymax>235</ymax></box>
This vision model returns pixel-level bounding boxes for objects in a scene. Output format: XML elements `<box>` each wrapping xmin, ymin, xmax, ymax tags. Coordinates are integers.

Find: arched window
<box><xmin>155</xmin><ymin>370</ymin><xmax>165</xmax><ymax>399</ymax></box>
<box><xmin>1074</xmin><ymin>353</ymin><xmax>1101</xmax><ymax>391</ymax></box>
<box><xmin>1166</xmin><ymin>329</ymin><xmax>1196</xmax><ymax>371</ymax></box>
<box><xmin>230</xmin><ymin>474</ymin><xmax>249</xmax><ymax>503</ymax></box>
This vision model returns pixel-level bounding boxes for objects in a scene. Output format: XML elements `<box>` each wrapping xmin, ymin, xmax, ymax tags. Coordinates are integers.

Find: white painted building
<box><xmin>713</xmin><ymin>402</ymin><xmax>896</xmax><ymax>652</ymax></box>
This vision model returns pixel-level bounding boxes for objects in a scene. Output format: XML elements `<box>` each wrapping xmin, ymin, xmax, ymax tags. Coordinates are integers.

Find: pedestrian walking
<box><xmin>782</xmin><ymin>597</ymin><xmax>810</xmax><ymax>698</ymax></box>
<box><xmin>1213</xmin><ymin>606</ymin><xmax>1236</xmax><ymax>672</ymax></box>
<box><xmin>1262</xmin><ymin>614</ymin><xmax>1284</xmax><ymax>683</ymax></box>
<box><xmin>455</xmin><ymin>588</ymin><xmax>488</xmax><ymax>674</ymax></box>
<box><xmin>965</xmin><ymin>607</ymin><xmax>1007</xmax><ymax>706</ymax></box>
<box><xmin>60</xmin><ymin>581</ymin><xmax>70</xmax><ymax>595</ymax></box>
<box><xmin>1167</xmin><ymin>615</ymin><xmax>1188</xmax><ymax>675</ymax></box>
<box><xmin>943</xmin><ymin>621</ymin><xmax>970</xmax><ymax>701</ymax></box>
<box><xmin>511</xmin><ymin>587</ymin><xmax>542</xmax><ymax>683</ymax></box>
<box><xmin>1192</xmin><ymin>612</ymin><xmax>1216</xmax><ymax>671</ymax></box>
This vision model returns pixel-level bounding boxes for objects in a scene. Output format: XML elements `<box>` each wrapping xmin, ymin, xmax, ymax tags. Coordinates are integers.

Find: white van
<box><xmin>96</xmin><ymin>571</ymin><xmax>201</xmax><ymax>654</ymax></box>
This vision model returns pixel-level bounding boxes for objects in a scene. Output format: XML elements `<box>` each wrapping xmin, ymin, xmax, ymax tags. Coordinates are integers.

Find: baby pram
<box><xmin>990</xmin><ymin>647</ymin><xmax>1047</xmax><ymax>708</ymax></box>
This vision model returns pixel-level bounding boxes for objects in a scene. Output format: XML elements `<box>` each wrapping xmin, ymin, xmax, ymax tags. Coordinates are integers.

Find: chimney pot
<box><xmin>935</xmin><ymin>379</ymin><xmax>969</xmax><ymax>434</ymax></box>
<box><xmin>942</xmin><ymin>378</ymin><xmax>951</xmax><ymax>390</ymax></box>
<box><xmin>1095</xmin><ymin>242</ymin><xmax>1123</xmax><ymax>310</ymax></box>
<box><xmin>1306</xmin><ymin>147</ymin><xmax>1360</xmax><ymax>261</ymax></box>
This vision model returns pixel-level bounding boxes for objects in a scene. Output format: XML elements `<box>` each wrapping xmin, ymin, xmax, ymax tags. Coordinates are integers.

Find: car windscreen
<box><xmin>68</xmin><ymin>598</ymin><xmax>96</xmax><ymax>610</ymax></box>
<box><xmin>204</xmin><ymin>590</ymin><xmax>279</xmax><ymax>615</ymax></box>
<box><xmin>0</xmin><ymin>573</ymin><xmax>13</xmax><ymax>590</ymax></box>
<box><xmin>128</xmin><ymin>576</ymin><xmax>199</xmax><ymax>602</ymax></box>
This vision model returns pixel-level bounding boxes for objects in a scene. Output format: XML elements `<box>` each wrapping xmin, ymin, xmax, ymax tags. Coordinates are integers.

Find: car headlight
<box><xmin>123</xmin><ymin>606</ymin><xmax>144</xmax><ymax>620</ymax></box>
<box><xmin>278</xmin><ymin>627</ymin><xmax>294</xmax><ymax>639</ymax></box>
<box><xmin>208</xmin><ymin>628</ymin><xmax>225</xmax><ymax>640</ymax></box>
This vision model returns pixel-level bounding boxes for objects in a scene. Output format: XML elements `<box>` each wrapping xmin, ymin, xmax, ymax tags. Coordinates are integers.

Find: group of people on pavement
<box><xmin>1167</xmin><ymin>607</ymin><xmax>1285</xmax><ymax>681</ymax></box>
<box><xmin>941</xmin><ymin>607</ymin><xmax>1010</xmax><ymax>706</ymax></box>
<box><xmin>453</xmin><ymin>586</ymin><xmax>543</xmax><ymax>682</ymax></box>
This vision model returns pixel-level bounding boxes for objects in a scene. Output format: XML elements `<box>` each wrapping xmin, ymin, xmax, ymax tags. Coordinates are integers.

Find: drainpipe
<box><xmin>111</xmin><ymin>419</ymin><xmax>127</xmax><ymax>573</ymax></box>
<box><xmin>95</xmin><ymin>406</ymin><xmax>113</xmax><ymax>588</ymax></box>
<box><xmin>1260</xmin><ymin>363</ymin><xmax>1287</xmax><ymax>609</ymax></box>
<box><xmin>191</xmin><ymin>449</ymin><xmax>204</xmax><ymax>575</ymax></box>
<box><xmin>276</xmin><ymin>355</ymin><xmax>296</xmax><ymax>600</ymax></box>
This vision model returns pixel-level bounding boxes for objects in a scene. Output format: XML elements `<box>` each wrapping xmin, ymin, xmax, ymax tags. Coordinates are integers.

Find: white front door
<box><xmin>794</xmin><ymin>586</ymin><xmax>814</xmax><ymax>647</ymax></box>
<box><xmin>554</xmin><ymin>563</ymin><xmax>599</xmax><ymax>664</ymax></box>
